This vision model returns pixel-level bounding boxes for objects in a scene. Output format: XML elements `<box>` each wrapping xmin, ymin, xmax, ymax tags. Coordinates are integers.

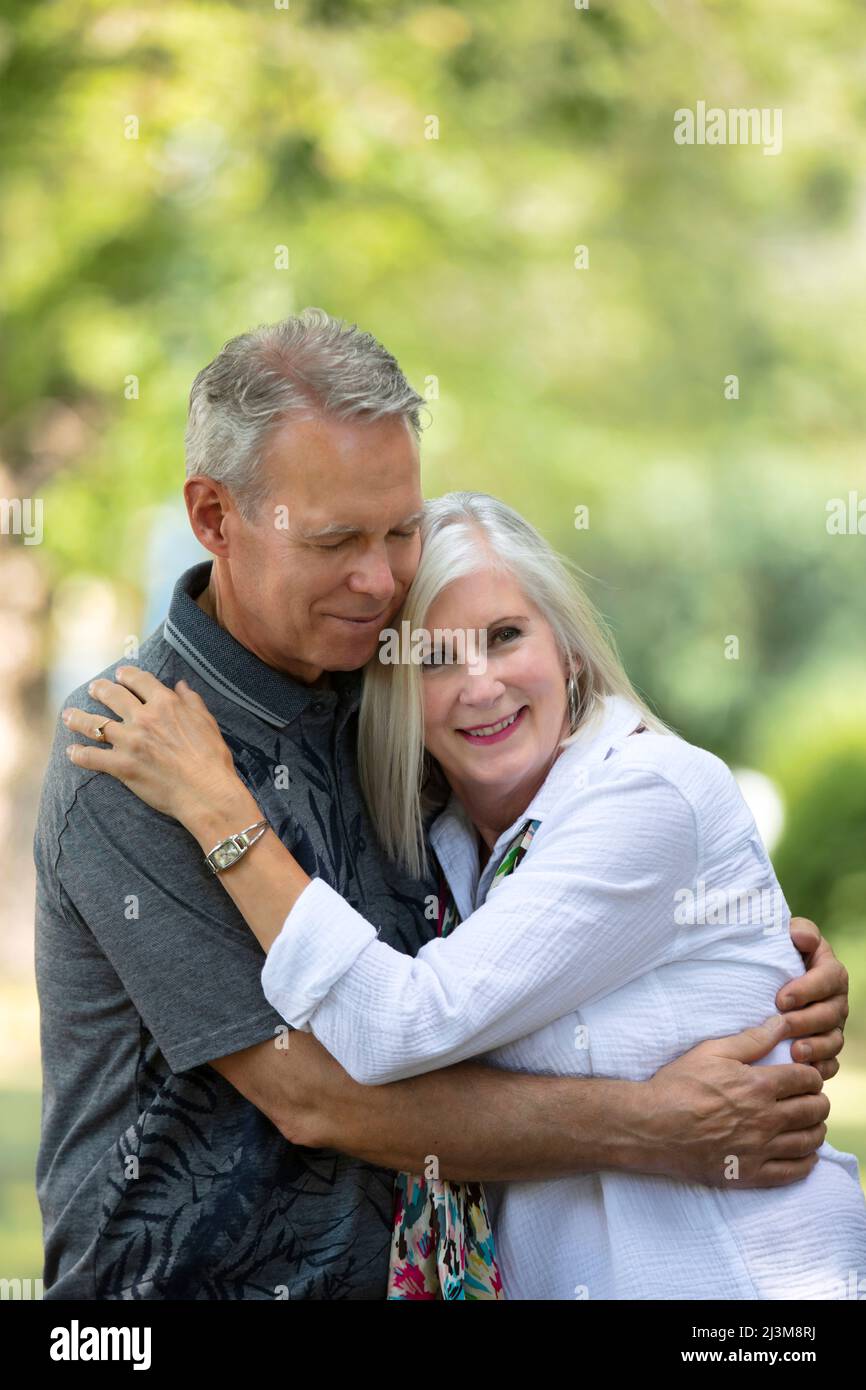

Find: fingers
<box><xmin>782</xmin><ymin>995</ymin><xmax>849</xmax><ymax>1045</ymax></box>
<box><xmin>789</xmin><ymin>1025</ymin><xmax>845</xmax><ymax>1065</ymax></box>
<box><xmin>85</xmin><ymin>678</ymin><xmax>142</xmax><ymax>722</ymax></box>
<box><xmin>788</xmin><ymin>916</ymin><xmax>820</xmax><ymax>959</ymax></box>
<box><xmin>765</xmin><ymin>1122</ymin><xmax>827</xmax><ymax>1160</ymax></box>
<box><xmin>771</xmin><ymin>1090</ymin><xmax>830</xmax><ymax>1135</ymax></box>
<box><xmin>814</xmin><ymin>1058</ymin><xmax>840</xmax><ymax>1081</ymax></box>
<box><xmin>115</xmin><ymin>666</ymin><xmax>171</xmax><ymax>702</ymax></box>
<box><xmin>777</xmin><ymin>944</ymin><xmax>848</xmax><ymax>1012</ymax></box>
<box><xmin>175</xmin><ymin>679</ymin><xmax>207</xmax><ymax>709</ymax></box>
<box><xmin>63</xmin><ymin>707</ymin><xmax>121</xmax><ymax>744</ymax></box>
<box><xmin>706</xmin><ymin>1014</ymin><xmax>789</xmax><ymax>1063</ymax></box>
<box><xmin>768</xmin><ymin>1061</ymin><xmax>824</xmax><ymax>1100</ymax></box>
<box><xmin>748</xmin><ymin>1154</ymin><xmax>819</xmax><ymax>1189</ymax></box>
<box><xmin>66</xmin><ymin>741</ymin><xmax>117</xmax><ymax>772</ymax></box>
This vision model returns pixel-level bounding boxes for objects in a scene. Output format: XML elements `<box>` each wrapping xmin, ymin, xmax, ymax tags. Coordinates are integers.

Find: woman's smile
<box><xmin>456</xmin><ymin>705</ymin><xmax>528</xmax><ymax>745</ymax></box>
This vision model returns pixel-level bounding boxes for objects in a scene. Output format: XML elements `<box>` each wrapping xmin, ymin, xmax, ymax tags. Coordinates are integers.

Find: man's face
<box><xmin>219</xmin><ymin>413</ymin><xmax>423</xmax><ymax>682</ymax></box>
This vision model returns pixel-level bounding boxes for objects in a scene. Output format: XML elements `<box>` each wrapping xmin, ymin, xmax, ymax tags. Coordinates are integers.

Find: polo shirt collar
<box><xmin>163</xmin><ymin>561</ymin><xmax>361</xmax><ymax>728</ymax></box>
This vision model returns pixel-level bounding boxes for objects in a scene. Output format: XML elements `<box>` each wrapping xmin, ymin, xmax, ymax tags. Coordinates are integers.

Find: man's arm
<box><xmin>213</xmin><ymin>918</ymin><xmax>846</xmax><ymax>1189</ymax></box>
<box><xmin>211</xmin><ymin>1015</ymin><xmax>826</xmax><ymax>1190</ymax></box>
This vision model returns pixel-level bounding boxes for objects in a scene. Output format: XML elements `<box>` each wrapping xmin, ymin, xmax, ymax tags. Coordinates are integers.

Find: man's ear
<box><xmin>184</xmin><ymin>476</ymin><xmax>234</xmax><ymax>557</ymax></box>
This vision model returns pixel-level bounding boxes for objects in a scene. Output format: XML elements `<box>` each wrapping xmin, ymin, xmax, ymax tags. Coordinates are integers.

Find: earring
<box><xmin>567</xmin><ymin>671</ymin><xmax>580</xmax><ymax>730</ymax></box>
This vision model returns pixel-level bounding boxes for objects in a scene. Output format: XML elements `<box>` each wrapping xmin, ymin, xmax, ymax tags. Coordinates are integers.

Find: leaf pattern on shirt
<box><xmin>95</xmin><ymin>1054</ymin><xmax>397</xmax><ymax>1300</ymax></box>
<box><xmin>41</xmin><ymin>638</ymin><xmax>436</xmax><ymax>1302</ymax></box>
<box><xmin>83</xmin><ymin>708</ymin><xmax>435</xmax><ymax>1301</ymax></box>
<box><xmin>222</xmin><ymin>723</ymin><xmax>371</xmax><ymax>900</ymax></box>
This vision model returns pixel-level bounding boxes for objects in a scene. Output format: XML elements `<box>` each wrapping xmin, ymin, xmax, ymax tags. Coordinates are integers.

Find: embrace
<box><xmin>36</xmin><ymin>308</ymin><xmax>866</xmax><ymax>1300</ymax></box>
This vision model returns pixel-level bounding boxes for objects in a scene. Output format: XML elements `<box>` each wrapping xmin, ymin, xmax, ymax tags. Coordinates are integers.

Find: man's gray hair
<box><xmin>185</xmin><ymin>307</ymin><xmax>425</xmax><ymax>519</ymax></box>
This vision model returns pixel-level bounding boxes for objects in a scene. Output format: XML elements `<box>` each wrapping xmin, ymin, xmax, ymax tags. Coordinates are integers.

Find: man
<box><xmin>34</xmin><ymin>308</ymin><xmax>847</xmax><ymax>1300</ymax></box>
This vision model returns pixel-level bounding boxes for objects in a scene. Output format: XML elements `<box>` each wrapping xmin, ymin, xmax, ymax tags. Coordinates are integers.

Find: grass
<box><xmin>0</xmin><ymin>1091</ymin><xmax>42</xmax><ymax>1284</ymax></box>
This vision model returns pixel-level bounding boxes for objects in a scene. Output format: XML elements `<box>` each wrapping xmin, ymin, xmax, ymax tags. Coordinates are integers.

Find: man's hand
<box><xmin>209</xmin><ymin>919</ymin><xmax>847</xmax><ymax>1189</ymax></box>
<box><xmin>781</xmin><ymin>917</ymin><xmax>848</xmax><ymax>1079</ymax></box>
<box><xmin>642</xmin><ymin>1015</ymin><xmax>829</xmax><ymax>1188</ymax></box>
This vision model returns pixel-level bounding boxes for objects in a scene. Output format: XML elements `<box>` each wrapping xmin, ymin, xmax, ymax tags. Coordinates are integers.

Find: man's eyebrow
<box><xmin>300</xmin><ymin>511</ymin><xmax>424</xmax><ymax>541</ymax></box>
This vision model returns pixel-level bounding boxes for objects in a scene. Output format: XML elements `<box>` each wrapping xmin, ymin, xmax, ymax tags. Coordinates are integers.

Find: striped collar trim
<box><xmin>163</xmin><ymin>561</ymin><xmax>358</xmax><ymax>728</ymax></box>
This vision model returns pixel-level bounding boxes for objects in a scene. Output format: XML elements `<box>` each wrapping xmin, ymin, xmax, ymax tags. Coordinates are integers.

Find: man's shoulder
<box><xmin>36</xmin><ymin>627</ymin><xmax>180</xmax><ymax>844</ymax></box>
<box><xmin>63</xmin><ymin>625</ymin><xmax>175</xmax><ymax>710</ymax></box>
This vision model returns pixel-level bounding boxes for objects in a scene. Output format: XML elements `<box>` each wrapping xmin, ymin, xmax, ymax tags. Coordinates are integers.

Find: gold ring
<box><xmin>93</xmin><ymin>718</ymin><xmax>110</xmax><ymax>742</ymax></box>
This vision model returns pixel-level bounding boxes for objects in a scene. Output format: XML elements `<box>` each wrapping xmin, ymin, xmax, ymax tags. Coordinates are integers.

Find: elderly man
<box><xmin>34</xmin><ymin>308</ymin><xmax>847</xmax><ymax>1300</ymax></box>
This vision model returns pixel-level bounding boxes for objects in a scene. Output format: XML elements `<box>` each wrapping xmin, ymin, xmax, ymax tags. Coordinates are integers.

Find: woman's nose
<box><xmin>457</xmin><ymin>672</ymin><xmax>505</xmax><ymax>707</ymax></box>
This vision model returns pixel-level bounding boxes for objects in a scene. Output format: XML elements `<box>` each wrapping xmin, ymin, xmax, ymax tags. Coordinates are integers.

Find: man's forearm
<box><xmin>299</xmin><ymin>1055</ymin><xmax>649</xmax><ymax>1181</ymax></box>
<box><xmin>267</xmin><ymin>1018</ymin><xmax>826</xmax><ymax>1189</ymax></box>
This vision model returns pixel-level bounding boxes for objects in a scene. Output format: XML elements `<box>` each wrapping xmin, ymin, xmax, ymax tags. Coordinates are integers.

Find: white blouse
<box><xmin>261</xmin><ymin>694</ymin><xmax>866</xmax><ymax>1299</ymax></box>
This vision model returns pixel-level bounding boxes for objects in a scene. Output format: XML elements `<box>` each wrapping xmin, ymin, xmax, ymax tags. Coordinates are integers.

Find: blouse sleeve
<box><xmin>261</xmin><ymin>763</ymin><xmax>699</xmax><ymax>1083</ymax></box>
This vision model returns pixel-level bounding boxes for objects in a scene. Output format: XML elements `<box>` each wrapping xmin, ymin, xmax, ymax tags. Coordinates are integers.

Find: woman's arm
<box><xmin>64</xmin><ymin>670</ymin><xmax>703</xmax><ymax>1078</ymax></box>
<box><xmin>190</xmin><ymin>782</ymin><xmax>315</xmax><ymax>951</ymax></box>
<box><xmin>64</xmin><ymin>668</ymin><xmax>848</xmax><ymax>1084</ymax></box>
<box><xmin>258</xmin><ymin>766</ymin><xmax>702</xmax><ymax>1081</ymax></box>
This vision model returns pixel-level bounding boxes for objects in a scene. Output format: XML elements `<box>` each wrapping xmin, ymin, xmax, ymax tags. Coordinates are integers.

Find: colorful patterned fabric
<box><xmin>386</xmin><ymin>818</ymin><xmax>541</xmax><ymax>1301</ymax></box>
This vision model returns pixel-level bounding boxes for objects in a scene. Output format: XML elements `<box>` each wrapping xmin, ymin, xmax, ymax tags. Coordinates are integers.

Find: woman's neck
<box><xmin>478</xmin><ymin>836</ymin><xmax>492</xmax><ymax>873</ymax></box>
<box><xmin>455</xmin><ymin>738</ymin><xmax>567</xmax><ymax>854</ymax></box>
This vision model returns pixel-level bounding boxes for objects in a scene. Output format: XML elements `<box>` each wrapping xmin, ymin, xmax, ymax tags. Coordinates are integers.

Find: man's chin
<box><xmin>314</xmin><ymin>630</ymin><xmax>384</xmax><ymax>672</ymax></box>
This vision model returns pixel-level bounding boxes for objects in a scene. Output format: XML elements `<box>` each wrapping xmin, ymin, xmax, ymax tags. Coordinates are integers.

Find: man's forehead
<box><xmin>265</xmin><ymin>411</ymin><xmax>419</xmax><ymax>470</ymax></box>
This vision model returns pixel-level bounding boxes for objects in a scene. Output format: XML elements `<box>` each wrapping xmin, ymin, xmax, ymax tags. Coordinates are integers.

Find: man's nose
<box><xmin>346</xmin><ymin>543</ymin><xmax>397</xmax><ymax>603</ymax></box>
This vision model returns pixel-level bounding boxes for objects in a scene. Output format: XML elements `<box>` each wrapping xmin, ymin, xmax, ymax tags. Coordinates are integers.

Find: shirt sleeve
<box><xmin>261</xmin><ymin>763</ymin><xmax>699</xmax><ymax>1083</ymax></box>
<box><xmin>54</xmin><ymin>769</ymin><xmax>286</xmax><ymax>1074</ymax></box>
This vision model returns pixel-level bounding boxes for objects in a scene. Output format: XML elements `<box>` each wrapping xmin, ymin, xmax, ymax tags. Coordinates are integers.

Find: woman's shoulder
<box><xmin>537</xmin><ymin>728</ymin><xmax>758</xmax><ymax>883</ymax></box>
<box><xmin>539</xmin><ymin>700</ymin><xmax>754</xmax><ymax>845</ymax></box>
<box><xmin>612</xmin><ymin>728</ymin><xmax>751</xmax><ymax>829</ymax></box>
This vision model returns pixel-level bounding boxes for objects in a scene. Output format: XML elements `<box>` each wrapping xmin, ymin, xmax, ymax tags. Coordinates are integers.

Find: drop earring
<box><xmin>567</xmin><ymin>671</ymin><xmax>580</xmax><ymax>730</ymax></box>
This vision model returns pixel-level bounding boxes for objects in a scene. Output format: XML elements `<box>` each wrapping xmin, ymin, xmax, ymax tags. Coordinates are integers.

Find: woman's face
<box><xmin>420</xmin><ymin>566</ymin><xmax>571</xmax><ymax>806</ymax></box>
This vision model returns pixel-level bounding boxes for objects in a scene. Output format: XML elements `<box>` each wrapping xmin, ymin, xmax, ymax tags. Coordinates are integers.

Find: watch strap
<box><xmin>204</xmin><ymin>819</ymin><xmax>270</xmax><ymax>875</ymax></box>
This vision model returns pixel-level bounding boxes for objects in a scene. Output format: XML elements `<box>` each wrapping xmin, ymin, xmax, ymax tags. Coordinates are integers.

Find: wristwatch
<box><xmin>204</xmin><ymin>819</ymin><xmax>270</xmax><ymax>875</ymax></box>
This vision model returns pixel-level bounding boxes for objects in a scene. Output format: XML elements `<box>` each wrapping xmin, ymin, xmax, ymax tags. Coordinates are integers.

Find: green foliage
<box><xmin>1</xmin><ymin>0</ymin><xmax>864</xmax><ymax>1287</ymax></box>
<box><xmin>1</xmin><ymin>0</ymin><xmax>863</xmax><ymax>908</ymax></box>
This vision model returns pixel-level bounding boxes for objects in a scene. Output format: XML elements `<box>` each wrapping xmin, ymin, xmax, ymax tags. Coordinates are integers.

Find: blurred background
<box><xmin>1</xmin><ymin>0</ymin><xmax>864</xmax><ymax>1284</ymax></box>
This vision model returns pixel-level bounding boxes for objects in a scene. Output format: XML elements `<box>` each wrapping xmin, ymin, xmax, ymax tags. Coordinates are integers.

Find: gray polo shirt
<box><xmin>34</xmin><ymin>560</ymin><xmax>437</xmax><ymax>1300</ymax></box>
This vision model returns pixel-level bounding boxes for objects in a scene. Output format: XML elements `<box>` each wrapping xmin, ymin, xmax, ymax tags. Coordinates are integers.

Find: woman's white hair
<box><xmin>185</xmin><ymin>307</ymin><xmax>425</xmax><ymax>520</ymax></box>
<box><xmin>359</xmin><ymin>490</ymin><xmax>668</xmax><ymax>880</ymax></box>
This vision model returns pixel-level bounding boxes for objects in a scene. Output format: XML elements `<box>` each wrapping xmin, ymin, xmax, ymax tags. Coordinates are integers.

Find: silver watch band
<box><xmin>204</xmin><ymin>819</ymin><xmax>269</xmax><ymax>875</ymax></box>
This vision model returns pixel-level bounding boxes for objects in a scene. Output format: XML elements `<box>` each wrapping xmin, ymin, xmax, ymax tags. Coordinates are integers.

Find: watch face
<box><xmin>213</xmin><ymin>841</ymin><xmax>242</xmax><ymax>870</ymax></box>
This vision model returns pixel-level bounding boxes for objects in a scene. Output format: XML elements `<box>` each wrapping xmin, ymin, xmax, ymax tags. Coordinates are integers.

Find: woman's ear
<box><xmin>563</xmin><ymin>657</ymin><xmax>581</xmax><ymax>683</ymax></box>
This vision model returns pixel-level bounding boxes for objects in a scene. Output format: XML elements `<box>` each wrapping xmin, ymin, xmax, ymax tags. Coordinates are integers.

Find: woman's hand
<box><xmin>65</xmin><ymin>665</ymin><xmax>304</xmax><ymax>944</ymax></box>
<box><xmin>63</xmin><ymin>666</ymin><xmax>245</xmax><ymax>830</ymax></box>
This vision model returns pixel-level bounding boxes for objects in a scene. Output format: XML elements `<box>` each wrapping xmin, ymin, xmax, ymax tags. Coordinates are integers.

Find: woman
<box><xmin>63</xmin><ymin>491</ymin><xmax>866</xmax><ymax>1300</ymax></box>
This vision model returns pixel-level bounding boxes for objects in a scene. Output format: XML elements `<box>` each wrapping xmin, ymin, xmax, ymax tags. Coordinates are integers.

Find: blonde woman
<box><xmin>62</xmin><ymin>492</ymin><xmax>866</xmax><ymax>1299</ymax></box>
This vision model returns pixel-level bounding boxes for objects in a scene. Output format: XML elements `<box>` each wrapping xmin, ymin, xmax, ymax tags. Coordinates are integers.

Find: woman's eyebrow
<box><xmin>485</xmin><ymin>614</ymin><xmax>530</xmax><ymax>627</ymax></box>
